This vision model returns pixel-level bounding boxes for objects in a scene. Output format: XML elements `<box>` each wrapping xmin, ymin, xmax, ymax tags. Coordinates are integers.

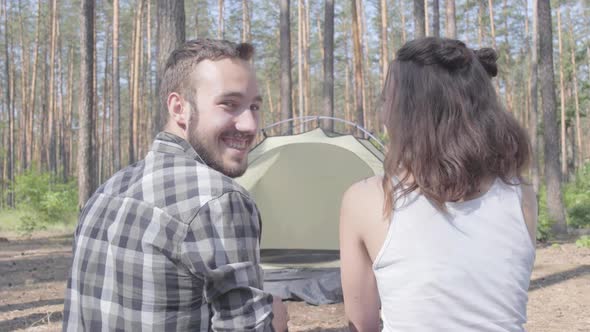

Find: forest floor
<box><xmin>0</xmin><ymin>231</ymin><xmax>588</xmax><ymax>332</ymax></box>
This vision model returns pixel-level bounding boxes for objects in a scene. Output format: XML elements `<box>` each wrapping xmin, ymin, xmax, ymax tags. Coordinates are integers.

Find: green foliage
<box><xmin>575</xmin><ymin>235</ymin><xmax>590</xmax><ymax>248</ymax></box>
<box><xmin>537</xmin><ymin>186</ymin><xmax>552</xmax><ymax>242</ymax></box>
<box><xmin>563</xmin><ymin>163</ymin><xmax>590</xmax><ymax>229</ymax></box>
<box><xmin>538</xmin><ymin>163</ymin><xmax>590</xmax><ymax>241</ymax></box>
<box><xmin>8</xmin><ymin>170</ymin><xmax>78</xmax><ymax>234</ymax></box>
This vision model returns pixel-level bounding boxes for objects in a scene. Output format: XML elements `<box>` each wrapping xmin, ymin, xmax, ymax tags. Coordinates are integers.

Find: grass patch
<box><xmin>0</xmin><ymin>208</ymin><xmax>77</xmax><ymax>236</ymax></box>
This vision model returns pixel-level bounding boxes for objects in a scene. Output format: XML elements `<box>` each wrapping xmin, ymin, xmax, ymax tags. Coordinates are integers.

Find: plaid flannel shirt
<box><xmin>63</xmin><ymin>132</ymin><xmax>274</xmax><ymax>331</ymax></box>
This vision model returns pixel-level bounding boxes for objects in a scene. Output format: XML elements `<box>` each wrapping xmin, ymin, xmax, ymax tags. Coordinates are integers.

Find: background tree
<box><xmin>414</xmin><ymin>0</ymin><xmax>426</xmax><ymax>38</ymax></box>
<box><xmin>538</xmin><ymin>0</ymin><xmax>567</xmax><ymax>235</ymax></box>
<box><xmin>446</xmin><ymin>0</ymin><xmax>456</xmax><ymax>38</ymax></box>
<box><xmin>323</xmin><ymin>0</ymin><xmax>334</xmax><ymax>131</ymax></box>
<box><xmin>78</xmin><ymin>0</ymin><xmax>95</xmax><ymax>208</ymax></box>
<box><xmin>280</xmin><ymin>0</ymin><xmax>293</xmax><ymax>134</ymax></box>
<box><xmin>432</xmin><ymin>0</ymin><xmax>440</xmax><ymax>37</ymax></box>
<box><xmin>155</xmin><ymin>0</ymin><xmax>185</xmax><ymax>137</ymax></box>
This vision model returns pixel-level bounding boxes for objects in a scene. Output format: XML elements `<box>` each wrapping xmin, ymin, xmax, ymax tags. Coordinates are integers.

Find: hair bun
<box><xmin>475</xmin><ymin>48</ymin><xmax>498</xmax><ymax>77</ymax></box>
<box><xmin>435</xmin><ymin>39</ymin><xmax>472</xmax><ymax>71</ymax></box>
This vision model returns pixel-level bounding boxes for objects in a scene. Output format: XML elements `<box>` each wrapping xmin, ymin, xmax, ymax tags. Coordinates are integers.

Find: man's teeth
<box><xmin>225</xmin><ymin>139</ymin><xmax>247</xmax><ymax>149</ymax></box>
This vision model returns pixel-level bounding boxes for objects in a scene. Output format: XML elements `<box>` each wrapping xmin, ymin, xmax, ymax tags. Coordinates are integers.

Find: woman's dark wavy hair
<box><xmin>381</xmin><ymin>37</ymin><xmax>531</xmax><ymax>216</ymax></box>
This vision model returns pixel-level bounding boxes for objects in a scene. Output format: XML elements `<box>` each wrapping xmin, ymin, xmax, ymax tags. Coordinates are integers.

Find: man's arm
<box><xmin>180</xmin><ymin>191</ymin><xmax>275</xmax><ymax>331</ymax></box>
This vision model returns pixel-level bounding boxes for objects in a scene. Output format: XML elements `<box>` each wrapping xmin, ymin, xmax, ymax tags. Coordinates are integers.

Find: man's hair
<box><xmin>159</xmin><ymin>39</ymin><xmax>255</xmax><ymax>122</ymax></box>
<box><xmin>381</xmin><ymin>37</ymin><xmax>531</xmax><ymax>216</ymax></box>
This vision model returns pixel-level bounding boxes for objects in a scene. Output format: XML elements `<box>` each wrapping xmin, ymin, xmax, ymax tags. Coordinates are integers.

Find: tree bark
<box><xmin>297</xmin><ymin>0</ymin><xmax>304</xmax><ymax>130</ymax></box>
<box><xmin>78</xmin><ymin>0</ymin><xmax>95</xmax><ymax>209</ymax></box>
<box><xmin>155</xmin><ymin>0</ymin><xmax>185</xmax><ymax>135</ymax></box>
<box><xmin>218</xmin><ymin>0</ymin><xmax>224</xmax><ymax>39</ymax></box>
<box><xmin>528</xmin><ymin>0</ymin><xmax>540</xmax><ymax>192</ymax></box>
<box><xmin>556</xmin><ymin>9</ymin><xmax>567</xmax><ymax>177</ymax></box>
<box><xmin>380</xmin><ymin>0</ymin><xmax>388</xmax><ymax>85</ymax></box>
<box><xmin>16</xmin><ymin>0</ymin><xmax>29</xmax><ymax>172</ymax></box>
<box><xmin>280</xmin><ymin>0</ymin><xmax>293</xmax><ymax>134</ymax></box>
<box><xmin>432</xmin><ymin>0</ymin><xmax>440</xmax><ymax>37</ymax></box>
<box><xmin>323</xmin><ymin>0</ymin><xmax>334</xmax><ymax>131</ymax></box>
<box><xmin>129</xmin><ymin>0</ymin><xmax>145</xmax><ymax>165</ymax></box>
<box><xmin>401</xmin><ymin>0</ymin><xmax>407</xmax><ymax>43</ymax></box>
<box><xmin>242</xmin><ymin>0</ymin><xmax>250</xmax><ymax>42</ymax></box>
<box><xmin>568</xmin><ymin>17</ymin><xmax>583</xmax><ymax>168</ymax></box>
<box><xmin>446</xmin><ymin>0</ymin><xmax>456</xmax><ymax>39</ymax></box>
<box><xmin>478</xmin><ymin>0</ymin><xmax>485</xmax><ymax>45</ymax></box>
<box><xmin>488</xmin><ymin>0</ymin><xmax>497</xmax><ymax>49</ymax></box>
<box><xmin>538</xmin><ymin>0</ymin><xmax>567</xmax><ymax>235</ymax></box>
<box><xmin>3</xmin><ymin>0</ymin><xmax>13</xmax><ymax>206</ymax></box>
<box><xmin>48</xmin><ymin>0</ymin><xmax>58</xmax><ymax>175</ymax></box>
<box><xmin>112</xmin><ymin>0</ymin><xmax>121</xmax><ymax>171</ymax></box>
<box><xmin>424</xmin><ymin>0</ymin><xmax>429</xmax><ymax>36</ymax></box>
<box><xmin>351</xmin><ymin>0</ymin><xmax>365</xmax><ymax>129</ymax></box>
<box><xmin>414</xmin><ymin>0</ymin><xmax>425</xmax><ymax>38</ymax></box>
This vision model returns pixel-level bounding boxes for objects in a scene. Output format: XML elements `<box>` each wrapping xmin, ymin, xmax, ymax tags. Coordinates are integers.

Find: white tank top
<box><xmin>373</xmin><ymin>178</ymin><xmax>535</xmax><ymax>332</ymax></box>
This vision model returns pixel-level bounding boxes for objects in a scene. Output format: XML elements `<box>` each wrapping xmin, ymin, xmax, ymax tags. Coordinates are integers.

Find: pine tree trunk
<box><xmin>446</xmin><ymin>0</ymin><xmax>456</xmax><ymax>38</ymax></box>
<box><xmin>401</xmin><ymin>0</ymin><xmax>407</xmax><ymax>43</ymax></box>
<box><xmin>3</xmin><ymin>0</ymin><xmax>13</xmax><ymax>206</ymax></box>
<box><xmin>28</xmin><ymin>1</ymin><xmax>41</xmax><ymax>170</ymax></box>
<box><xmin>351</xmin><ymin>0</ymin><xmax>365</xmax><ymax>129</ymax></box>
<box><xmin>528</xmin><ymin>0</ymin><xmax>540</xmax><ymax>192</ymax></box>
<box><xmin>414</xmin><ymin>0</ymin><xmax>425</xmax><ymax>38</ymax></box>
<box><xmin>280</xmin><ymin>0</ymin><xmax>293</xmax><ymax>134</ymax></box>
<box><xmin>218</xmin><ymin>0</ymin><xmax>224</xmax><ymax>39</ymax></box>
<box><xmin>112</xmin><ymin>0</ymin><xmax>121</xmax><ymax>171</ymax></box>
<box><xmin>79</xmin><ymin>0</ymin><xmax>96</xmax><ymax>209</ymax></box>
<box><xmin>242</xmin><ymin>0</ymin><xmax>250</xmax><ymax>42</ymax></box>
<box><xmin>556</xmin><ymin>9</ymin><xmax>567</xmax><ymax>177</ymax></box>
<box><xmin>568</xmin><ymin>17</ymin><xmax>583</xmax><ymax>168</ymax></box>
<box><xmin>488</xmin><ymin>0</ymin><xmax>497</xmax><ymax>49</ymax></box>
<box><xmin>478</xmin><ymin>0</ymin><xmax>485</xmax><ymax>45</ymax></box>
<box><xmin>155</xmin><ymin>0</ymin><xmax>185</xmax><ymax>134</ymax></box>
<box><xmin>380</xmin><ymin>0</ymin><xmax>388</xmax><ymax>85</ymax></box>
<box><xmin>67</xmin><ymin>48</ymin><xmax>74</xmax><ymax>178</ymax></box>
<box><xmin>297</xmin><ymin>0</ymin><xmax>304</xmax><ymax>130</ymax></box>
<box><xmin>424</xmin><ymin>0</ymin><xmax>429</xmax><ymax>36</ymax></box>
<box><xmin>538</xmin><ymin>0</ymin><xmax>567</xmax><ymax>235</ymax></box>
<box><xmin>323</xmin><ymin>0</ymin><xmax>334</xmax><ymax>131</ymax></box>
<box><xmin>130</xmin><ymin>0</ymin><xmax>145</xmax><ymax>165</ymax></box>
<box><xmin>16</xmin><ymin>1</ymin><xmax>27</xmax><ymax>172</ymax></box>
<box><xmin>99</xmin><ymin>29</ymin><xmax>110</xmax><ymax>185</ymax></box>
<box><xmin>432</xmin><ymin>0</ymin><xmax>440</xmax><ymax>37</ymax></box>
<box><xmin>266</xmin><ymin>80</ymin><xmax>275</xmax><ymax>123</ymax></box>
<box><xmin>48</xmin><ymin>0</ymin><xmax>58</xmax><ymax>175</ymax></box>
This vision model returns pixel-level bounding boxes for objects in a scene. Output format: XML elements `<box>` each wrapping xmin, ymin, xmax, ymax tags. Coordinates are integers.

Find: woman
<box><xmin>339</xmin><ymin>37</ymin><xmax>537</xmax><ymax>332</ymax></box>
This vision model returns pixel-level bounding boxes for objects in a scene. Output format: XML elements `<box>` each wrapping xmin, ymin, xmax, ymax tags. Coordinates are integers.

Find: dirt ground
<box><xmin>0</xmin><ymin>232</ymin><xmax>588</xmax><ymax>332</ymax></box>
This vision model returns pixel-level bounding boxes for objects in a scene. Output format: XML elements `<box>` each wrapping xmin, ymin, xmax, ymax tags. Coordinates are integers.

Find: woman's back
<box><xmin>339</xmin><ymin>37</ymin><xmax>536</xmax><ymax>332</ymax></box>
<box><xmin>373</xmin><ymin>178</ymin><xmax>535</xmax><ymax>331</ymax></box>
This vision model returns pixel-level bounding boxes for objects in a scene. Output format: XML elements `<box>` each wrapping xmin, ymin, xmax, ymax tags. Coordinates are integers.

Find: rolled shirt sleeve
<box><xmin>180</xmin><ymin>191</ymin><xmax>274</xmax><ymax>331</ymax></box>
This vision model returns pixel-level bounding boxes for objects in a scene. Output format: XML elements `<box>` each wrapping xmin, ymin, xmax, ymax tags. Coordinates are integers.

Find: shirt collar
<box><xmin>151</xmin><ymin>131</ymin><xmax>202</xmax><ymax>162</ymax></box>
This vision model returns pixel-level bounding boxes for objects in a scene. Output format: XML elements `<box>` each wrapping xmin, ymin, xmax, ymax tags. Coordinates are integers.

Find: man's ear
<box><xmin>167</xmin><ymin>92</ymin><xmax>188</xmax><ymax>131</ymax></box>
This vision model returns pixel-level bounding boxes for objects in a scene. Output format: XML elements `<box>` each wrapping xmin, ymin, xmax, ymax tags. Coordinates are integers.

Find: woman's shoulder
<box><xmin>343</xmin><ymin>176</ymin><xmax>384</xmax><ymax>203</ymax></box>
<box><xmin>341</xmin><ymin>176</ymin><xmax>386</xmax><ymax>226</ymax></box>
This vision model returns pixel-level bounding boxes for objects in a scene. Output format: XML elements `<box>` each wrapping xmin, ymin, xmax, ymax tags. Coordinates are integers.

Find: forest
<box><xmin>0</xmin><ymin>0</ymin><xmax>589</xmax><ymax>240</ymax></box>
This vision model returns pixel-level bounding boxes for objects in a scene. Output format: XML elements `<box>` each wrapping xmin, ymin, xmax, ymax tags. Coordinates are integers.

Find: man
<box><xmin>63</xmin><ymin>39</ymin><xmax>288</xmax><ymax>331</ymax></box>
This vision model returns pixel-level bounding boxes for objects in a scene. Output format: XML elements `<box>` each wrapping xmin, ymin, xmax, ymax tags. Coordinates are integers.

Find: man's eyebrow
<box><xmin>217</xmin><ymin>92</ymin><xmax>263</xmax><ymax>103</ymax></box>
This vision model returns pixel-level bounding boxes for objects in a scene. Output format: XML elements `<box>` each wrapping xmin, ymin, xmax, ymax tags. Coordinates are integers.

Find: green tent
<box><xmin>236</xmin><ymin>124</ymin><xmax>384</xmax><ymax>253</ymax></box>
<box><xmin>236</xmin><ymin>118</ymin><xmax>384</xmax><ymax>304</ymax></box>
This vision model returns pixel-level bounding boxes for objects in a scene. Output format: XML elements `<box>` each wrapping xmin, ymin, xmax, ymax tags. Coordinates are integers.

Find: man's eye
<box><xmin>250</xmin><ymin>104</ymin><xmax>260</xmax><ymax>111</ymax></box>
<box><xmin>221</xmin><ymin>101</ymin><xmax>237</xmax><ymax>108</ymax></box>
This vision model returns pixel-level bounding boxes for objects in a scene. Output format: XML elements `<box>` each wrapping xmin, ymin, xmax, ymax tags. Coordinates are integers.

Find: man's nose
<box><xmin>235</xmin><ymin>108</ymin><xmax>259</xmax><ymax>134</ymax></box>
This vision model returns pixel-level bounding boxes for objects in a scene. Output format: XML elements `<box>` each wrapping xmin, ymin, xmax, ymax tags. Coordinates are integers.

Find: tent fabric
<box><xmin>237</xmin><ymin>128</ymin><xmax>384</xmax><ymax>251</ymax></box>
<box><xmin>237</xmin><ymin>127</ymin><xmax>384</xmax><ymax>304</ymax></box>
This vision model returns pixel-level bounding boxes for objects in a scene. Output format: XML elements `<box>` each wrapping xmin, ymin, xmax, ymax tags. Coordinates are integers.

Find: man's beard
<box><xmin>188</xmin><ymin>131</ymin><xmax>248</xmax><ymax>178</ymax></box>
<box><xmin>185</xmin><ymin>101</ymin><xmax>248</xmax><ymax>178</ymax></box>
